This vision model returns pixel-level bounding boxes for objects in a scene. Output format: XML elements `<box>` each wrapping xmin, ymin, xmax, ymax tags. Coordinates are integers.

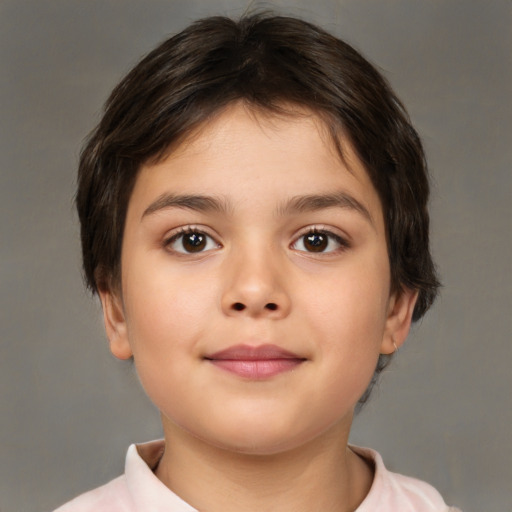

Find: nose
<box><xmin>221</xmin><ymin>247</ymin><xmax>291</xmax><ymax>319</ymax></box>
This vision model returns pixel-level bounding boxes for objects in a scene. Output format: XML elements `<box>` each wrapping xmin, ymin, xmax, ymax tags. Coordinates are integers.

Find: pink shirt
<box><xmin>54</xmin><ymin>440</ymin><xmax>460</xmax><ymax>511</ymax></box>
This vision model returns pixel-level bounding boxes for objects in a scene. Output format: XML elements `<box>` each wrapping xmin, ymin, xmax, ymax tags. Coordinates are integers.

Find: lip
<box><xmin>204</xmin><ymin>344</ymin><xmax>306</xmax><ymax>379</ymax></box>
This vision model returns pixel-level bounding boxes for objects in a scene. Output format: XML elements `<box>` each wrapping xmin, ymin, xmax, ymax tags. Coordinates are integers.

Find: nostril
<box><xmin>233</xmin><ymin>302</ymin><xmax>246</xmax><ymax>311</ymax></box>
<box><xmin>265</xmin><ymin>303</ymin><xmax>278</xmax><ymax>311</ymax></box>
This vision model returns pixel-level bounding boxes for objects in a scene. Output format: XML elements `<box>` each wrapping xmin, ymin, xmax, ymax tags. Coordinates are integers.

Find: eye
<box><xmin>292</xmin><ymin>229</ymin><xmax>348</xmax><ymax>254</ymax></box>
<box><xmin>166</xmin><ymin>229</ymin><xmax>219</xmax><ymax>254</ymax></box>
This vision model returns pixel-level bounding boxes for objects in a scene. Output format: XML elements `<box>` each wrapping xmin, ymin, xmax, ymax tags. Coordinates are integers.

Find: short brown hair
<box><xmin>76</xmin><ymin>13</ymin><xmax>440</xmax><ymax>402</ymax></box>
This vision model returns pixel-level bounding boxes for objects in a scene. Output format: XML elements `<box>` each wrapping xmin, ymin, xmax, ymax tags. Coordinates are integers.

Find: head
<box><xmin>77</xmin><ymin>13</ymin><xmax>439</xmax><ymax>407</ymax></box>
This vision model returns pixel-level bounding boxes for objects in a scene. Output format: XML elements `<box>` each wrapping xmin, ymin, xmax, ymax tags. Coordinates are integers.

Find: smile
<box><xmin>204</xmin><ymin>344</ymin><xmax>306</xmax><ymax>379</ymax></box>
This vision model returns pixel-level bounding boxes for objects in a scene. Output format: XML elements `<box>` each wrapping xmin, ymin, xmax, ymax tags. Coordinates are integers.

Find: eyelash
<box><xmin>164</xmin><ymin>227</ymin><xmax>220</xmax><ymax>255</ymax></box>
<box><xmin>163</xmin><ymin>226</ymin><xmax>350</xmax><ymax>255</ymax></box>
<box><xmin>291</xmin><ymin>227</ymin><xmax>350</xmax><ymax>254</ymax></box>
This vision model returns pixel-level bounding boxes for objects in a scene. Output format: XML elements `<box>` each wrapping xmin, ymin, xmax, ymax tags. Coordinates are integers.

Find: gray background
<box><xmin>1</xmin><ymin>1</ymin><xmax>510</xmax><ymax>511</ymax></box>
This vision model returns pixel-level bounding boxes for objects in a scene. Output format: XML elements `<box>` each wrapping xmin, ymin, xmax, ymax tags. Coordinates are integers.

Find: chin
<box><xmin>209</xmin><ymin>432</ymin><xmax>304</xmax><ymax>456</ymax></box>
<box><xmin>190</xmin><ymin>415</ymin><xmax>334</xmax><ymax>457</ymax></box>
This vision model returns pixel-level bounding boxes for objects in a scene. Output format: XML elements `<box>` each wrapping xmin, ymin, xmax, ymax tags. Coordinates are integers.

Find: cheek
<box><xmin>303</xmin><ymin>258</ymin><xmax>390</xmax><ymax>387</ymax></box>
<box><xmin>308</xmin><ymin>260</ymin><xmax>390</xmax><ymax>340</ymax></box>
<box><xmin>122</xmin><ymin>264</ymin><xmax>220</xmax><ymax>361</ymax></box>
<box><xmin>120</xmin><ymin>274</ymin><xmax>214</xmax><ymax>415</ymax></box>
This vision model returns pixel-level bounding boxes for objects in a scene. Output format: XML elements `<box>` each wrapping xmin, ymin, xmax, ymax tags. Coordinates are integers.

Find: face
<box><xmin>100</xmin><ymin>103</ymin><xmax>417</xmax><ymax>455</ymax></box>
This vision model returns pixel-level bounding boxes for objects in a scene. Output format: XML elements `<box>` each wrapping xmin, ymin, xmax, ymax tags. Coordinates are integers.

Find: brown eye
<box><xmin>304</xmin><ymin>233</ymin><xmax>328</xmax><ymax>252</ymax></box>
<box><xmin>292</xmin><ymin>230</ymin><xmax>347</xmax><ymax>254</ymax></box>
<box><xmin>182</xmin><ymin>232</ymin><xmax>206</xmax><ymax>252</ymax></box>
<box><xmin>167</xmin><ymin>230</ymin><xmax>218</xmax><ymax>254</ymax></box>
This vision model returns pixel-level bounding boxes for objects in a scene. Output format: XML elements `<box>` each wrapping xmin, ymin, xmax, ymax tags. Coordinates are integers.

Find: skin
<box><xmin>99</xmin><ymin>103</ymin><xmax>417</xmax><ymax>512</ymax></box>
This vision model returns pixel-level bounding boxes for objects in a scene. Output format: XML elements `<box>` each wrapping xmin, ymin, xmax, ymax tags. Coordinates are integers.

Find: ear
<box><xmin>98</xmin><ymin>288</ymin><xmax>133</xmax><ymax>360</ymax></box>
<box><xmin>380</xmin><ymin>288</ymin><xmax>419</xmax><ymax>355</ymax></box>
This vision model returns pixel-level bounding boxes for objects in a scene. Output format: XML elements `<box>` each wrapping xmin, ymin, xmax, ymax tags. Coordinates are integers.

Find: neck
<box><xmin>155</xmin><ymin>418</ymin><xmax>373</xmax><ymax>512</ymax></box>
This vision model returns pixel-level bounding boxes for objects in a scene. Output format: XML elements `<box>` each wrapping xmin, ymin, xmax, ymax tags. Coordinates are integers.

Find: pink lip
<box><xmin>205</xmin><ymin>344</ymin><xmax>306</xmax><ymax>379</ymax></box>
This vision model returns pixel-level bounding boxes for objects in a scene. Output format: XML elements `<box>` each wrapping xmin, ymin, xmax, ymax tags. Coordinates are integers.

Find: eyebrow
<box><xmin>142</xmin><ymin>193</ymin><xmax>231</xmax><ymax>219</ymax></box>
<box><xmin>278</xmin><ymin>192</ymin><xmax>374</xmax><ymax>225</ymax></box>
<box><xmin>142</xmin><ymin>191</ymin><xmax>373</xmax><ymax>225</ymax></box>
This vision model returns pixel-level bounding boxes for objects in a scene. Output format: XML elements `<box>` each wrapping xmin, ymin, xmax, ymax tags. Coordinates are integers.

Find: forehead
<box><xmin>165</xmin><ymin>103</ymin><xmax>338</xmax><ymax>158</ymax></box>
<box><xmin>130</xmin><ymin>103</ymin><xmax>383</xmax><ymax>225</ymax></box>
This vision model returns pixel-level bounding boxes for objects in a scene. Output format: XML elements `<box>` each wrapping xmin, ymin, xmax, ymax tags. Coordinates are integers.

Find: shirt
<box><xmin>53</xmin><ymin>440</ymin><xmax>461</xmax><ymax>511</ymax></box>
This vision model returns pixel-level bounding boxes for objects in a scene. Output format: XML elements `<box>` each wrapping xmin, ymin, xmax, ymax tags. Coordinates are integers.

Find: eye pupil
<box><xmin>304</xmin><ymin>233</ymin><xmax>328</xmax><ymax>252</ymax></box>
<box><xmin>183</xmin><ymin>232</ymin><xmax>206</xmax><ymax>252</ymax></box>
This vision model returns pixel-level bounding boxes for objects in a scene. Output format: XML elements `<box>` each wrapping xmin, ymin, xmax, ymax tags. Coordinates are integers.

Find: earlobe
<box><xmin>380</xmin><ymin>288</ymin><xmax>419</xmax><ymax>355</ymax></box>
<box><xmin>98</xmin><ymin>288</ymin><xmax>133</xmax><ymax>360</ymax></box>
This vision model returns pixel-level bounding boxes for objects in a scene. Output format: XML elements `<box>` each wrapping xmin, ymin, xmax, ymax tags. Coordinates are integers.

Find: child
<box><xmin>56</xmin><ymin>13</ymin><xmax>461</xmax><ymax>512</ymax></box>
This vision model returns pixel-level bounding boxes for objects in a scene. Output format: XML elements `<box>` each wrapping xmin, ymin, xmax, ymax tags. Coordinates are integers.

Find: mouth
<box><xmin>204</xmin><ymin>344</ymin><xmax>306</xmax><ymax>379</ymax></box>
